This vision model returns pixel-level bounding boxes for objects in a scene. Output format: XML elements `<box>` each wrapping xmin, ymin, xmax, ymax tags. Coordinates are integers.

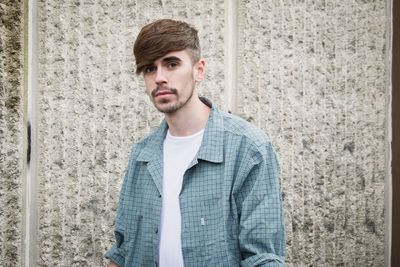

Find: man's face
<box><xmin>142</xmin><ymin>50</ymin><xmax>204</xmax><ymax>114</ymax></box>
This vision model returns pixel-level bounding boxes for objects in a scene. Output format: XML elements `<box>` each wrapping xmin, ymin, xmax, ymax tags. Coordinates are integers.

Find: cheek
<box><xmin>181</xmin><ymin>69</ymin><xmax>196</xmax><ymax>85</ymax></box>
<box><xmin>143</xmin><ymin>80</ymin><xmax>153</xmax><ymax>94</ymax></box>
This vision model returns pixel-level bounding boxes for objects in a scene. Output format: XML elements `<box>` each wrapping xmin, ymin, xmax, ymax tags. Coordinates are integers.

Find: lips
<box><xmin>155</xmin><ymin>90</ymin><xmax>174</xmax><ymax>97</ymax></box>
<box><xmin>152</xmin><ymin>86</ymin><xmax>178</xmax><ymax>98</ymax></box>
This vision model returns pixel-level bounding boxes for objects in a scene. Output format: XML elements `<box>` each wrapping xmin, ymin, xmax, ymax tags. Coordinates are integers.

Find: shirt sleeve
<box><xmin>105</xmin><ymin>229</ymin><xmax>126</xmax><ymax>267</ymax></box>
<box><xmin>236</xmin><ymin>142</ymin><xmax>285</xmax><ymax>267</ymax></box>
<box><xmin>105</xmin><ymin>145</ymin><xmax>138</xmax><ymax>266</ymax></box>
<box><xmin>105</xmin><ymin>181</ymin><xmax>129</xmax><ymax>266</ymax></box>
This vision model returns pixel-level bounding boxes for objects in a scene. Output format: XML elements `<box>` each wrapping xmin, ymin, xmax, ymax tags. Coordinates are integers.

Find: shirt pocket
<box><xmin>197</xmin><ymin>194</ymin><xmax>225</xmax><ymax>256</ymax></box>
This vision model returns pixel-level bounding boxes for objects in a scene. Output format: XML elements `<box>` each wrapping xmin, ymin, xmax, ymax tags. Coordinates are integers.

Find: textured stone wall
<box><xmin>0</xmin><ymin>0</ymin><xmax>383</xmax><ymax>266</ymax></box>
<box><xmin>236</xmin><ymin>1</ymin><xmax>388</xmax><ymax>266</ymax></box>
<box><xmin>0</xmin><ymin>0</ymin><xmax>26</xmax><ymax>266</ymax></box>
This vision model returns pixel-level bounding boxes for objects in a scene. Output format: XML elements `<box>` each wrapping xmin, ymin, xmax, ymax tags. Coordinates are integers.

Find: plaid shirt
<box><xmin>106</xmin><ymin>99</ymin><xmax>285</xmax><ymax>266</ymax></box>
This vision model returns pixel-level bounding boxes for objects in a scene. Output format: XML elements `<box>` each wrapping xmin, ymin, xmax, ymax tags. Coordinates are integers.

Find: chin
<box><xmin>156</xmin><ymin>102</ymin><xmax>182</xmax><ymax>114</ymax></box>
<box><xmin>157</xmin><ymin>107</ymin><xmax>178</xmax><ymax>114</ymax></box>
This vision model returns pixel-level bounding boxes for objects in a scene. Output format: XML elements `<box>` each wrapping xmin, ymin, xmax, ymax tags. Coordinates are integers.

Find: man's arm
<box><xmin>236</xmin><ymin>142</ymin><xmax>285</xmax><ymax>267</ymax></box>
<box><xmin>105</xmin><ymin>187</ymin><xmax>128</xmax><ymax>266</ymax></box>
<box><xmin>105</xmin><ymin>145</ymin><xmax>139</xmax><ymax>266</ymax></box>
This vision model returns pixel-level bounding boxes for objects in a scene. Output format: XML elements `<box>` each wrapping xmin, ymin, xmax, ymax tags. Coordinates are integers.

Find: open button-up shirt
<box><xmin>106</xmin><ymin>99</ymin><xmax>285</xmax><ymax>266</ymax></box>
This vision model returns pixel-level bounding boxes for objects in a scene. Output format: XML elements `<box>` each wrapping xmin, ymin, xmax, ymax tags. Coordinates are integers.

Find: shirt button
<box><xmin>155</xmin><ymin>261</ymin><xmax>158</xmax><ymax>267</ymax></box>
<box><xmin>155</xmin><ymin>227</ymin><xmax>158</xmax><ymax>234</ymax></box>
<box><xmin>158</xmin><ymin>194</ymin><xmax>161</xmax><ymax>198</ymax></box>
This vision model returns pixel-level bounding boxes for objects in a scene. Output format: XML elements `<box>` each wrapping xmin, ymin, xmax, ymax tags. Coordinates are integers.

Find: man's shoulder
<box><xmin>131</xmin><ymin>123</ymin><xmax>165</xmax><ymax>152</ymax></box>
<box><xmin>214</xmin><ymin>109</ymin><xmax>278</xmax><ymax>166</ymax></box>
<box><xmin>136</xmin><ymin>127</ymin><xmax>158</xmax><ymax>145</ymax></box>
<box><xmin>217</xmin><ymin>109</ymin><xmax>271</xmax><ymax>146</ymax></box>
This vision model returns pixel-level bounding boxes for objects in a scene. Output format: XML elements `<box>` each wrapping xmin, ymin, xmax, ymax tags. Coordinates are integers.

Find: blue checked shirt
<box><xmin>106</xmin><ymin>98</ymin><xmax>285</xmax><ymax>266</ymax></box>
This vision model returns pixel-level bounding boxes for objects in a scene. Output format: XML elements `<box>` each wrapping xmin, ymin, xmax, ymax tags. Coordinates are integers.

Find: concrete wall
<box><xmin>0</xmin><ymin>0</ymin><xmax>26</xmax><ymax>266</ymax></box>
<box><xmin>236</xmin><ymin>1</ymin><xmax>389</xmax><ymax>266</ymax></box>
<box><xmin>0</xmin><ymin>0</ymin><xmax>391</xmax><ymax>266</ymax></box>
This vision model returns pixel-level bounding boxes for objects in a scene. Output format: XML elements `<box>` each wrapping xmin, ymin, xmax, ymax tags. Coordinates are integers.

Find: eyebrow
<box><xmin>161</xmin><ymin>56</ymin><xmax>182</xmax><ymax>63</ymax></box>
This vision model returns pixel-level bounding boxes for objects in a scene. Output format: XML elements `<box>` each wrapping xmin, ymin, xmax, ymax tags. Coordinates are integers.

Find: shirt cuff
<box><xmin>241</xmin><ymin>253</ymin><xmax>285</xmax><ymax>267</ymax></box>
<box><xmin>105</xmin><ymin>245</ymin><xmax>126</xmax><ymax>267</ymax></box>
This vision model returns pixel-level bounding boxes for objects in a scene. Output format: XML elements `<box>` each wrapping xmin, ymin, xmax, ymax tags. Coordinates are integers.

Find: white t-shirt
<box><xmin>159</xmin><ymin>129</ymin><xmax>204</xmax><ymax>267</ymax></box>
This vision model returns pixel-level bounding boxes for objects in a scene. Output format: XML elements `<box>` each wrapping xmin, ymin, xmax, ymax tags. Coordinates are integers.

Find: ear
<box><xmin>194</xmin><ymin>59</ymin><xmax>205</xmax><ymax>83</ymax></box>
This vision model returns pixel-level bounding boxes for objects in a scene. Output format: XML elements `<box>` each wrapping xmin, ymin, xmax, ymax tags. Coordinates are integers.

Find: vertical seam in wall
<box><xmin>26</xmin><ymin>0</ymin><xmax>38</xmax><ymax>265</ymax></box>
<box><xmin>236</xmin><ymin>0</ymin><xmax>247</xmax><ymax>115</ymax></box>
<box><xmin>22</xmin><ymin>0</ymin><xmax>29</xmax><ymax>266</ymax></box>
<box><xmin>384</xmin><ymin>0</ymin><xmax>393</xmax><ymax>266</ymax></box>
<box><xmin>224</xmin><ymin>0</ymin><xmax>238</xmax><ymax>113</ymax></box>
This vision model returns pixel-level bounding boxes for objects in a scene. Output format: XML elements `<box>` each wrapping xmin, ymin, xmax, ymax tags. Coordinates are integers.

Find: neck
<box><xmin>165</xmin><ymin>95</ymin><xmax>211</xmax><ymax>136</ymax></box>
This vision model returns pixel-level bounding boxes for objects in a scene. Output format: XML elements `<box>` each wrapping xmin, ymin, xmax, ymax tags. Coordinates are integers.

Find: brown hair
<box><xmin>133</xmin><ymin>19</ymin><xmax>201</xmax><ymax>74</ymax></box>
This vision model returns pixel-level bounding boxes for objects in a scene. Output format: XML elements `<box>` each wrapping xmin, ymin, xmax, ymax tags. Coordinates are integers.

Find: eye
<box><xmin>143</xmin><ymin>65</ymin><xmax>156</xmax><ymax>74</ymax></box>
<box><xmin>167</xmin><ymin>61</ymin><xmax>179</xmax><ymax>69</ymax></box>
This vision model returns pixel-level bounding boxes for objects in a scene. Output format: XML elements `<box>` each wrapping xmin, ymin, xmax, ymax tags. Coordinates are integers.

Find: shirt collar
<box><xmin>196</xmin><ymin>98</ymin><xmax>224</xmax><ymax>163</ymax></box>
<box><xmin>136</xmin><ymin>97</ymin><xmax>224</xmax><ymax>163</ymax></box>
<box><xmin>136</xmin><ymin>120</ymin><xmax>167</xmax><ymax>162</ymax></box>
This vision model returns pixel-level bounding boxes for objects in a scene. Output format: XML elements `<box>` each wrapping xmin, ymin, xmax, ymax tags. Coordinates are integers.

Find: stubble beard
<box><xmin>151</xmin><ymin>85</ymin><xmax>195</xmax><ymax>114</ymax></box>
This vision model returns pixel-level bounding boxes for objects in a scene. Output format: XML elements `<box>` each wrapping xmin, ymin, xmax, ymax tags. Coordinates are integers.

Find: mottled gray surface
<box><xmin>0</xmin><ymin>0</ymin><xmax>25</xmax><ymax>266</ymax></box>
<box><xmin>0</xmin><ymin>0</ymin><xmax>388</xmax><ymax>266</ymax></box>
<box><xmin>237</xmin><ymin>0</ymin><xmax>388</xmax><ymax>266</ymax></box>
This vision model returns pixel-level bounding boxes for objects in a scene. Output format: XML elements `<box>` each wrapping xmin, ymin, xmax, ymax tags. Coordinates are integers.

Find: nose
<box><xmin>155</xmin><ymin>68</ymin><xmax>167</xmax><ymax>85</ymax></box>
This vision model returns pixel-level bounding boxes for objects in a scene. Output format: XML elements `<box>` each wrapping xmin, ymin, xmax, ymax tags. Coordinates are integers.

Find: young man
<box><xmin>106</xmin><ymin>19</ymin><xmax>285</xmax><ymax>267</ymax></box>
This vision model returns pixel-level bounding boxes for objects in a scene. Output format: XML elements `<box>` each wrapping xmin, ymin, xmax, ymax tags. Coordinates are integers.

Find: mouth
<box><xmin>152</xmin><ymin>86</ymin><xmax>178</xmax><ymax>98</ymax></box>
<box><xmin>155</xmin><ymin>90</ymin><xmax>174</xmax><ymax>97</ymax></box>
